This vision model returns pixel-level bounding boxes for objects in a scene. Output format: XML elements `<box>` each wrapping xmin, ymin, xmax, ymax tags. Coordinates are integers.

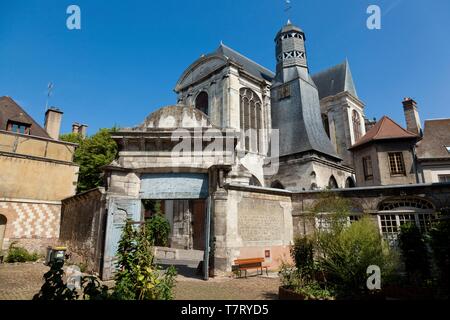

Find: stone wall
<box><xmin>60</xmin><ymin>188</ymin><xmax>107</xmax><ymax>274</ymax></box>
<box><xmin>213</xmin><ymin>184</ymin><xmax>293</xmax><ymax>274</ymax></box>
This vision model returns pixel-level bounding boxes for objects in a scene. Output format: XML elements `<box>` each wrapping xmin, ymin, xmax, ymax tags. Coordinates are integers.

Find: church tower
<box><xmin>268</xmin><ymin>21</ymin><xmax>355</xmax><ymax>191</ymax></box>
<box><xmin>275</xmin><ymin>20</ymin><xmax>308</xmax><ymax>83</ymax></box>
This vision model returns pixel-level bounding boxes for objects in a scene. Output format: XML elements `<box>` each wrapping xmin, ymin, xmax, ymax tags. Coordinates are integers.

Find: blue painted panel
<box><xmin>140</xmin><ymin>173</ymin><xmax>209</xmax><ymax>199</ymax></box>
<box><xmin>102</xmin><ymin>198</ymin><xmax>141</xmax><ymax>280</ymax></box>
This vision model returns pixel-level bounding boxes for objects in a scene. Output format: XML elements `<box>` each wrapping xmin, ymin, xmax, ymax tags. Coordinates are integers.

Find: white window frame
<box><xmin>377</xmin><ymin>210</ymin><xmax>436</xmax><ymax>246</ymax></box>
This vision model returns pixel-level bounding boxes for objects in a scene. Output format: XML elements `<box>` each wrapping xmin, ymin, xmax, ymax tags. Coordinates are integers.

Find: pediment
<box><xmin>175</xmin><ymin>55</ymin><xmax>227</xmax><ymax>92</ymax></box>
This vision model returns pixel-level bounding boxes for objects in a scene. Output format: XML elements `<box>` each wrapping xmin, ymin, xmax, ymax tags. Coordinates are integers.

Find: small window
<box><xmin>195</xmin><ymin>91</ymin><xmax>209</xmax><ymax>115</ymax></box>
<box><xmin>6</xmin><ymin>121</ymin><xmax>31</xmax><ymax>135</ymax></box>
<box><xmin>362</xmin><ymin>156</ymin><xmax>373</xmax><ymax>181</ymax></box>
<box><xmin>388</xmin><ymin>152</ymin><xmax>406</xmax><ymax>176</ymax></box>
<box><xmin>278</xmin><ymin>84</ymin><xmax>291</xmax><ymax>100</ymax></box>
<box><xmin>438</xmin><ymin>175</ymin><xmax>450</xmax><ymax>183</ymax></box>
<box><xmin>445</xmin><ymin>146</ymin><xmax>450</xmax><ymax>154</ymax></box>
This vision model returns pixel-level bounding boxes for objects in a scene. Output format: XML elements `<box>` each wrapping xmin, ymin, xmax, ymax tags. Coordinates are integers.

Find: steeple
<box><xmin>270</xmin><ymin>20</ymin><xmax>340</xmax><ymax>160</ymax></box>
<box><xmin>275</xmin><ymin>20</ymin><xmax>308</xmax><ymax>82</ymax></box>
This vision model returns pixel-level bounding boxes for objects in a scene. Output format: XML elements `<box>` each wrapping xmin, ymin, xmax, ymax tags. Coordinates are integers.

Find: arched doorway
<box><xmin>0</xmin><ymin>215</ymin><xmax>6</xmax><ymax>251</ymax></box>
<box><xmin>195</xmin><ymin>91</ymin><xmax>209</xmax><ymax>115</ymax></box>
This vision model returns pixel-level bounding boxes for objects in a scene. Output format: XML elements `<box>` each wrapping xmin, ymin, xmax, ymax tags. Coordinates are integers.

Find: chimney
<box><xmin>79</xmin><ymin>124</ymin><xmax>88</xmax><ymax>138</ymax></box>
<box><xmin>402</xmin><ymin>97</ymin><xmax>422</xmax><ymax>136</ymax></box>
<box><xmin>44</xmin><ymin>107</ymin><xmax>63</xmax><ymax>140</ymax></box>
<box><xmin>72</xmin><ymin>122</ymin><xmax>80</xmax><ymax>134</ymax></box>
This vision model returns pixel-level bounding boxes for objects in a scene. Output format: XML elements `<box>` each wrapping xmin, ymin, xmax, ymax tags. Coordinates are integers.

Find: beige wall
<box><xmin>0</xmin><ymin>131</ymin><xmax>79</xmax><ymax>201</ymax></box>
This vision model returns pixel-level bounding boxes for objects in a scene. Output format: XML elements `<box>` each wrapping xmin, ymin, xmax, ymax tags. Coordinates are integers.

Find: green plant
<box><xmin>81</xmin><ymin>276</ymin><xmax>111</xmax><ymax>300</ymax></box>
<box><xmin>429</xmin><ymin>218</ymin><xmax>450</xmax><ymax>297</ymax></box>
<box><xmin>60</xmin><ymin>127</ymin><xmax>118</xmax><ymax>193</ymax></box>
<box><xmin>398</xmin><ymin>222</ymin><xmax>431</xmax><ymax>286</ymax></box>
<box><xmin>294</xmin><ymin>282</ymin><xmax>335</xmax><ymax>300</ymax></box>
<box><xmin>112</xmin><ymin>220</ymin><xmax>177</xmax><ymax>300</ymax></box>
<box><xmin>5</xmin><ymin>242</ymin><xmax>40</xmax><ymax>263</ymax></box>
<box><xmin>317</xmin><ymin>216</ymin><xmax>399</xmax><ymax>298</ymax></box>
<box><xmin>291</xmin><ymin>236</ymin><xmax>315</xmax><ymax>280</ymax></box>
<box><xmin>145</xmin><ymin>212</ymin><xmax>171</xmax><ymax>247</ymax></box>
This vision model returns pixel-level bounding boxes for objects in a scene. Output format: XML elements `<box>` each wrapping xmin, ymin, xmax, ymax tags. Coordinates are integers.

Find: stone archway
<box><xmin>0</xmin><ymin>215</ymin><xmax>6</xmax><ymax>251</ymax></box>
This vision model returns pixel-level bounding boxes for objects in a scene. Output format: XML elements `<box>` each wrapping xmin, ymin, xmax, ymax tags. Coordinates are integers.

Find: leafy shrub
<box><xmin>113</xmin><ymin>220</ymin><xmax>177</xmax><ymax>300</ymax></box>
<box><xmin>317</xmin><ymin>216</ymin><xmax>399</xmax><ymax>298</ymax></box>
<box><xmin>5</xmin><ymin>242</ymin><xmax>40</xmax><ymax>263</ymax></box>
<box><xmin>146</xmin><ymin>213</ymin><xmax>171</xmax><ymax>247</ymax></box>
<box><xmin>291</xmin><ymin>236</ymin><xmax>315</xmax><ymax>280</ymax></box>
<box><xmin>428</xmin><ymin>218</ymin><xmax>450</xmax><ymax>297</ymax></box>
<box><xmin>398</xmin><ymin>222</ymin><xmax>431</xmax><ymax>285</ymax></box>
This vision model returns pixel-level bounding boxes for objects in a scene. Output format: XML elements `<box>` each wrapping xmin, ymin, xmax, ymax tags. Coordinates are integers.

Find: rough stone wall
<box><xmin>291</xmin><ymin>183</ymin><xmax>450</xmax><ymax>238</ymax></box>
<box><xmin>269</xmin><ymin>156</ymin><xmax>354</xmax><ymax>191</ymax></box>
<box><xmin>213</xmin><ymin>185</ymin><xmax>293</xmax><ymax>274</ymax></box>
<box><xmin>59</xmin><ymin>188</ymin><xmax>107</xmax><ymax>274</ymax></box>
<box><xmin>0</xmin><ymin>199</ymin><xmax>61</xmax><ymax>253</ymax></box>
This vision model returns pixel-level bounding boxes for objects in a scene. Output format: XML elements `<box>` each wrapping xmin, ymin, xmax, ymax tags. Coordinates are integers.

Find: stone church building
<box><xmin>59</xmin><ymin>21</ymin><xmax>450</xmax><ymax>279</ymax></box>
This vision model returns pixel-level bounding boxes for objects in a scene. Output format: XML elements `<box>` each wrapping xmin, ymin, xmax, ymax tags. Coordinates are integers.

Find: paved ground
<box><xmin>0</xmin><ymin>262</ymin><xmax>280</xmax><ymax>300</ymax></box>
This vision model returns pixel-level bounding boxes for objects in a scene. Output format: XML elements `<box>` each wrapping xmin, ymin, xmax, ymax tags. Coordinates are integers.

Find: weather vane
<box><xmin>284</xmin><ymin>0</ymin><xmax>292</xmax><ymax>21</ymax></box>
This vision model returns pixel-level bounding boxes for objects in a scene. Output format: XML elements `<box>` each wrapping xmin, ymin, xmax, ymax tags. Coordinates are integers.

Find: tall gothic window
<box><xmin>195</xmin><ymin>91</ymin><xmax>209</xmax><ymax>115</ymax></box>
<box><xmin>240</xmin><ymin>88</ymin><xmax>262</xmax><ymax>152</ymax></box>
<box><xmin>352</xmin><ymin>110</ymin><xmax>362</xmax><ymax>141</ymax></box>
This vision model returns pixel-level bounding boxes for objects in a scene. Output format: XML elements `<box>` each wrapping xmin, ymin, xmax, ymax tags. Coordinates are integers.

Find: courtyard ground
<box><xmin>0</xmin><ymin>262</ymin><xmax>280</xmax><ymax>300</ymax></box>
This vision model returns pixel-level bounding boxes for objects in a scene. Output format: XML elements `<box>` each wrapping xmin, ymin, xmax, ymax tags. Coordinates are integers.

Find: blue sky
<box><xmin>1</xmin><ymin>0</ymin><xmax>450</xmax><ymax>135</ymax></box>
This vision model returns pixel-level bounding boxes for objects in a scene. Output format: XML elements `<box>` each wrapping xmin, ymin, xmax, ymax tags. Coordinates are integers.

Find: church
<box><xmin>59</xmin><ymin>20</ymin><xmax>450</xmax><ymax>280</ymax></box>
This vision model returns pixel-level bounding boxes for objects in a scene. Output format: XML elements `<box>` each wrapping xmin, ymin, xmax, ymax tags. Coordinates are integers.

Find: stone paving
<box><xmin>0</xmin><ymin>262</ymin><xmax>280</xmax><ymax>300</ymax></box>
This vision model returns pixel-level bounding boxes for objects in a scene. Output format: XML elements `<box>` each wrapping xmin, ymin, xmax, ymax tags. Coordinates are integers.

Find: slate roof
<box><xmin>216</xmin><ymin>44</ymin><xmax>275</xmax><ymax>82</ymax></box>
<box><xmin>416</xmin><ymin>119</ymin><xmax>450</xmax><ymax>159</ymax></box>
<box><xmin>311</xmin><ymin>60</ymin><xmax>358</xmax><ymax>100</ymax></box>
<box><xmin>350</xmin><ymin>116</ymin><xmax>418</xmax><ymax>149</ymax></box>
<box><xmin>0</xmin><ymin>96</ymin><xmax>50</xmax><ymax>138</ymax></box>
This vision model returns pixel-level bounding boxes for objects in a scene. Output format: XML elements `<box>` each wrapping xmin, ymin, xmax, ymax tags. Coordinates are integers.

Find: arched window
<box><xmin>328</xmin><ymin>176</ymin><xmax>338</xmax><ymax>189</ymax></box>
<box><xmin>345</xmin><ymin>177</ymin><xmax>355</xmax><ymax>188</ymax></box>
<box><xmin>322</xmin><ymin>114</ymin><xmax>330</xmax><ymax>139</ymax></box>
<box><xmin>240</xmin><ymin>88</ymin><xmax>262</xmax><ymax>152</ymax></box>
<box><xmin>270</xmin><ymin>180</ymin><xmax>285</xmax><ymax>190</ymax></box>
<box><xmin>195</xmin><ymin>91</ymin><xmax>209</xmax><ymax>115</ymax></box>
<box><xmin>310</xmin><ymin>183</ymin><xmax>318</xmax><ymax>190</ymax></box>
<box><xmin>352</xmin><ymin>110</ymin><xmax>362</xmax><ymax>141</ymax></box>
<box><xmin>377</xmin><ymin>197</ymin><xmax>436</xmax><ymax>245</ymax></box>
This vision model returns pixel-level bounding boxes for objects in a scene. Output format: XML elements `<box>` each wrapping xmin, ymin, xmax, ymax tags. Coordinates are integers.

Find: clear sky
<box><xmin>1</xmin><ymin>0</ymin><xmax>449</xmax><ymax>135</ymax></box>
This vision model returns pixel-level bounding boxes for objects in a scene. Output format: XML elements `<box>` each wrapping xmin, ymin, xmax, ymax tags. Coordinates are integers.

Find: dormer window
<box><xmin>6</xmin><ymin>120</ymin><xmax>31</xmax><ymax>135</ymax></box>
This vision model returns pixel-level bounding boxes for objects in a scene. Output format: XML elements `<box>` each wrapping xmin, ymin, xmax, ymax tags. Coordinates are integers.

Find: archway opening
<box><xmin>270</xmin><ymin>180</ymin><xmax>285</xmax><ymax>190</ymax></box>
<box><xmin>195</xmin><ymin>91</ymin><xmax>209</xmax><ymax>116</ymax></box>
<box><xmin>328</xmin><ymin>176</ymin><xmax>338</xmax><ymax>189</ymax></box>
<box><xmin>345</xmin><ymin>177</ymin><xmax>356</xmax><ymax>188</ymax></box>
<box><xmin>0</xmin><ymin>215</ymin><xmax>6</xmax><ymax>251</ymax></box>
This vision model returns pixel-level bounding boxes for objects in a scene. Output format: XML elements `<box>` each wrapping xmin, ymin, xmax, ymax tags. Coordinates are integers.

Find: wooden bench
<box><xmin>232</xmin><ymin>258</ymin><xmax>268</xmax><ymax>278</ymax></box>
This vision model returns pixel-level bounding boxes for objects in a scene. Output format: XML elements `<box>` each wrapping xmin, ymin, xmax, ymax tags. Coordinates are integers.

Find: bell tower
<box><xmin>275</xmin><ymin>20</ymin><xmax>308</xmax><ymax>83</ymax></box>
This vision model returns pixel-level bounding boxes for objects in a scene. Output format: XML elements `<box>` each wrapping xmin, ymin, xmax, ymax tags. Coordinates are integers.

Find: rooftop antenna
<box><xmin>284</xmin><ymin>0</ymin><xmax>292</xmax><ymax>22</ymax></box>
<box><xmin>45</xmin><ymin>82</ymin><xmax>54</xmax><ymax>111</ymax></box>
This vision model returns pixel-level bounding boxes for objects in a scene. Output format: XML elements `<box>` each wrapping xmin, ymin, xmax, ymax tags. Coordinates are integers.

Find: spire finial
<box><xmin>287</xmin><ymin>19</ymin><xmax>292</xmax><ymax>25</ymax></box>
<box><xmin>284</xmin><ymin>0</ymin><xmax>292</xmax><ymax>21</ymax></box>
